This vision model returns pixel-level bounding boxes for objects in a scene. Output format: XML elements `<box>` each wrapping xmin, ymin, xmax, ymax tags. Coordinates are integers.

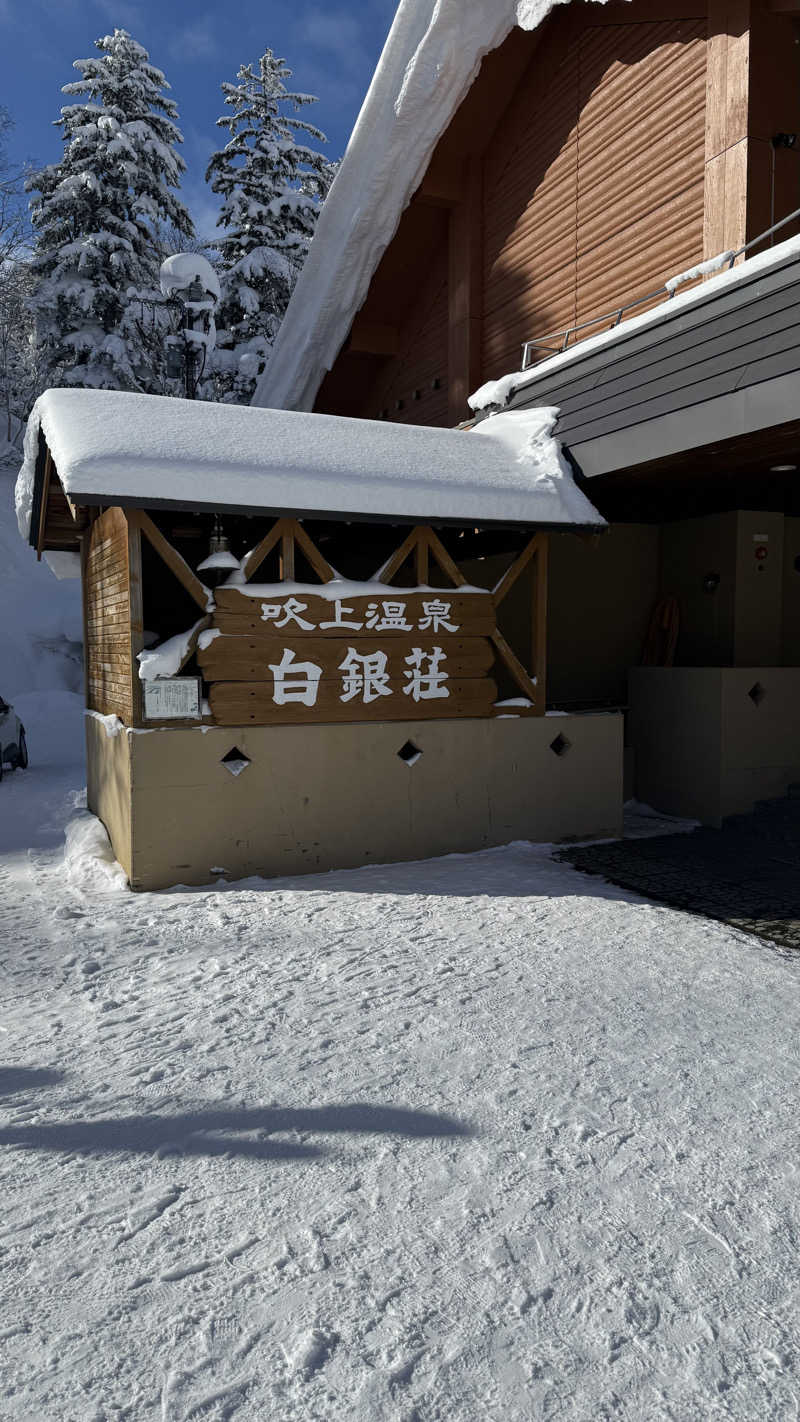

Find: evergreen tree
<box><xmin>205</xmin><ymin>50</ymin><xmax>329</xmax><ymax>403</ymax></box>
<box><xmin>27</xmin><ymin>29</ymin><xmax>193</xmax><ymax>392</ymax></box>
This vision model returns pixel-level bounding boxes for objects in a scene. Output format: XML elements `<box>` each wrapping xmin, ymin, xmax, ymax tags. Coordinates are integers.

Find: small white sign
<box><xmin>143</xmin><ymin>677</ymin><xmax>201</xmax><ymax>721</ymax></box>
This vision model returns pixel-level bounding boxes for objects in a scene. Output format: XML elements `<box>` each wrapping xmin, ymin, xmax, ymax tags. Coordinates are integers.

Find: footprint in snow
<box><xmin>284</xmin><ymin>1328</ymin><xmax>338</xmax><ymax>1379</ymax></box>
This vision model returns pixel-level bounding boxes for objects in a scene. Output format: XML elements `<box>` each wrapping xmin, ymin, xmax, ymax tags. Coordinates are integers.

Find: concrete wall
<box><xmin>733</xmin><ymin>512</ymin><xmax>784</xmax><ymax>666</ymax></box>
<box><xmin>782</xmin><ymin>515</ymin><xmax>800</xmax><ymax>665</ymax></box>
<box><xmin>85</xmin><ymin>712</ymin><xmax>133</xmax><ymax>879</ymax></box>
<box><xmin>661</xmin><ymin>510</ymin><xmax>791</xmax><ymax>668</ymax></box>
<box><xmin>629</xmin><ymin>666</ymin><xmax>800</xmax><ymax>825</ymax></box>
<box><xmin>547</xmin><ymin>525</ymin><xmax>660</xmax><ymax>705</ymax></box>
<box><xmin>660</xmin><ymin>512</ymin><xmax>737</xmax><ymax>665</ymax></box>
<box><xmin>86</xmin><ymin>713</ymin><xmax>623</xmax><ymax>891</ymax></box>
<box><xmin>463</xmin><ymin>524</ymin><xmax>659</xmax><ymax>707</ymax></box>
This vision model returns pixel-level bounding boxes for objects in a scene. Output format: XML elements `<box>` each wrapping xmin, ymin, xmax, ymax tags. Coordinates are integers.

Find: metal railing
<box><xmin>519</xmin><ymin>202</ymin><xmax>800</xmax><ymax>372</ymax></box>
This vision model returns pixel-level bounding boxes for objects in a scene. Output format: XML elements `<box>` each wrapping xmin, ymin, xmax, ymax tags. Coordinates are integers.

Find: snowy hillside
<box><xmin>1</xmin><ymin>454</ymin><xmax>83</xmax><ymax>702</ymax></box>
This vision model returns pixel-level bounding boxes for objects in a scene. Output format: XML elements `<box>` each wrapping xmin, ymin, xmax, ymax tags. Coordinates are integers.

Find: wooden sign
<box><xmin>198</xmin><ymin>635</ymin><xmax>494</xmax><ymax>681</ymax></box>
<box><xmin>212</xmin><ymin>588</ymin><xmax>496</xmax><ymax>637</ymax></box>
<box><xmin>203</xmin><ymin>588</ymin><xmax>499</xmax><ymax>726</ymax></box>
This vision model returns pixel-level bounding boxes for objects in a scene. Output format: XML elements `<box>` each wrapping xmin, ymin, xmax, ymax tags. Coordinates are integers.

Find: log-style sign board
<box><xmin>204</xmin><ymin>587</ymin><xmax>499</xmax><ymax>726</ymax></box>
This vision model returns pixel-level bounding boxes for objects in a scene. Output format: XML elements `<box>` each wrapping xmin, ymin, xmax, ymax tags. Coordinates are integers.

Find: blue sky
<box><xmin>0</xmin><ymin>0</ymin><xmax>397</xmax><ymax>235</ymax></box>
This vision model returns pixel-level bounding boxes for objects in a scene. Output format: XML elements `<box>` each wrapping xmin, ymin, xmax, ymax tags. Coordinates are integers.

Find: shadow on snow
<box><xmin>0</xmin><ymin>1101</ymin><xmax>473</xmax><ymax>1162</ymax></box>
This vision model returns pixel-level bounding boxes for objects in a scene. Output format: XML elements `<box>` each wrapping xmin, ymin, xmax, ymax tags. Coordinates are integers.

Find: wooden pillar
<box><xmin>703</xmin><ymin>0</ymin><xmax>751</xmax><ymax>258</ymax></box>
<box><xmin>533</xmin><ymin>535</ymin><xmax>548</xmax><ymax>712</ymax></box>
<box><xmin>127</xmin><ymin>514</ymin><xmax>144</xmax><ymax>726</ymax></box>
<box><xmin>448</xmin><ymin>157</ymin><xmax>483</xmax><ymax>425</ymax></box>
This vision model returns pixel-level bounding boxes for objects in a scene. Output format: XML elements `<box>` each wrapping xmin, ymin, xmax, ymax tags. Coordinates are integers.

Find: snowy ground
<box><xmin>1</xmin><ymin>689</ymin><xmax>799</xmax><ymax>1420</ymax></box>
<box><xmin>2</xmin><ymin>462</ymin><xmax>800</xmax><ymax>1420</ymax></box>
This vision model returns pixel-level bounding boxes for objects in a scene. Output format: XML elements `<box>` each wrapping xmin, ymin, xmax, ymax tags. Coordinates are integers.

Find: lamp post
<box><xmin>159</xmin><ymin>254</ymin><xmax>220</xmax><ymax>400</ymax></box>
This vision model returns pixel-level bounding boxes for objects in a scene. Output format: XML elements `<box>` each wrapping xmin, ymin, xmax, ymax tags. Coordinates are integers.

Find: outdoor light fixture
<box><xmin>703</xmin><ymin>572</ymin><xmax>720</xmax><ymax>593</ymax></box>
<box><xmin>197</xmin><ymin>515</ymin><xmax>240</xmax><ymax>587</ymax></box>
<box><xmin>769</xmin><ymin>463</ymin><xmax>797</xmax><ymax>472</ymax></box>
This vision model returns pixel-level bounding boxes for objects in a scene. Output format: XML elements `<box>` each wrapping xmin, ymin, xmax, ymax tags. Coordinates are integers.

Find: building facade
<box><xmin>256</xmin><ymin>0</ymin><xmax>800</xmax><ymax>825</ymax></box>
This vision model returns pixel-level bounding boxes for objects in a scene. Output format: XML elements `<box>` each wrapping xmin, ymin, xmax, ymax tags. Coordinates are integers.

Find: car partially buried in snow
<box><xmin>0</xmin><ymin>695</ymin><xmax>27</xmax><ymax>778</ymax></box>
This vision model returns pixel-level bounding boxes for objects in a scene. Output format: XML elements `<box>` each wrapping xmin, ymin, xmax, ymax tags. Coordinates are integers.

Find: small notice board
<box><xmin>143</xmin><ymin>677</ymin><xmax>202</xmax><ymax>721</ymax></box>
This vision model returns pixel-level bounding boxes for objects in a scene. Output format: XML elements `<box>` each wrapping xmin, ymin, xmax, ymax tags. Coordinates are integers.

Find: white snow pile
<box><xmin>253</xmin><ymin>0</ymin><xmax>607</xmax><ymax>413</ymax></box>
<box><xmin>138</xmin><ymin>615</ymin><xmax>208</xmax><ymax>681</ymax></box>
<box><xmin>159</xmin><ymin>251</ymin><xmax>221</xmax><ymax>303</ymax></box>
<box><xmin>664</xmin><ymin>249</ymin><xmax>735</xmax><ymax>294</ymax></box>
<box><xmin>63</xmin><ymin>810</ymin><xmax>128</xmax><ymax>894</ymax></box>
<box><xmin>468</xmin><ymin>371</ymin><xmax>525</xmax><ymax>414</ymax></box>
<box><xmin>86</xmin><ymin>709</ymin><xmax>126</xmax><ymax>738</ymax></box>
<box><xmin>472</xmin><ymin>407</ymin><xmax>595</xmax><ymax>523</ymax></box>
<box><xmin>15</xmin><ymin>388</ymin><xmax>605</xmax><ymax>530</ymax></box>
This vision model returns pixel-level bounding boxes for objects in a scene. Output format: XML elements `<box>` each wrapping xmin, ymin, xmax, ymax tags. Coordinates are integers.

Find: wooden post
<box><xmin>533</xmin><ymin>535</ymin><xmax>548</xmax><ymax>714</ymax></box>
<box><xmin>36</xmin><ymin>451</ymin><xmax>53</xmax><ymax>561</ymax></box>
<box><xmin>280</xmin><ymin>528</ymin><xmax>296</xmax><ymax>581</ymax></box>
<box><xmin>448</xmin><ymin>157</ymin><xmax>483</xmax><ymax>426</ymax></box>
<box><xmin>127</xmin><ymin>515</ymin><xmax>144</xmax><ymax>726</ymax></box>
<box><xmin>415</xmin><ymin>530</ymin><xmax>429</xmax><ymax>585</ymax></box>
<box><xmin>80</xmin><ymin>532</ymin><xmax>90</xmax><ymax>706</ymax></box>
<box><xmin>703</xmin><ymin>0</ymin><xmax>751</xmax><ymax>258</ymax></box>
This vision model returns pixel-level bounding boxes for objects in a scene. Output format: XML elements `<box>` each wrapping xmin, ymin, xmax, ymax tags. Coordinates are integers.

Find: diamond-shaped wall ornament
<box><xmin>747</xmin><ymin>682</ymin><xmax>766</xmax><ymax>707</ymax></box>
<box><xmin>549</xmin><ymin>733</ymin><xmax>572</xmax><ymax>758</ymax></box>
<box><xmin>397</xmin><ymin>740</ymin><xmax>423</xmax><ymax>767</ymax></box>
<box><xmin>221</xmin><ymin>746</ymin><xmax>251</xmax><ymax>776</ymax></box>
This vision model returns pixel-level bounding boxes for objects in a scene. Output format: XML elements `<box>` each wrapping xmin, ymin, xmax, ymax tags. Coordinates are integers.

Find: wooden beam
<box><xmin>132</xmin><ymin>509</ymin><xmax>210</xmax><ymax>611</ymax></box>
<box><xmin>533</xmin><ymin>535</ymin><xmax>548</xmax><ymax>710</ymax></box>
<box><xmin>703</xmin><ymin>0</ymin><xmax>751</xmax><ymax>257</ymax></box>
<box><xmin>127</xmin><ymin>517</ymin><xmax>144</xmax><ymax>726</ymax></box>
<box><xmin>415</xmin><ymin>531</ymin><xmax>429</xmax><ymax>585</ymax></box>
<box><xmin>490</xmin><ymin>628</ymin><xmax>539</xmax><ymax>706</ymax></box>
<box><xmin>241</xmin><ymin>519</ymin><xmax>286</xmax><ymax>582</ymax></box>
<box><xmin>36</xmin><ymin>451</ymin><xmax>53</xmax><ymax>561</ymax></box>
<box><xmin>425</xmin><ymin>527</ymin><xmax>467</xmax><ymax>587</ymax></box>
<box><xmin>347</xmin><ymin>318</ymin><xmax>399</xmax><ymax>357</ymax></box>
<box><xmin>291</xmin><ymin>520</ymin><xmax>337</xmax><ymax>583</ymax></box>
<box><xmin>377</xmin><ymin>526</ymin><xmax>426</xmax><ymax>584</ymax></box>
<box><xmin>175</xmin><ymin>614</ymin><xmax>213</xmax><ymax>674</ymax></box>
<box><xmin>80</xmin><ymin>533</ymin><xmax>90</xmax><ymax>705</ymax></box>
<box><xmin>492</xmin><ymin>534</ymin><xmax>542</xmax><ymax>605</ymax></box>
<box><xmin>414</xmin><ymin>159</ymin><xmax>464</xmax><ymax>208</ymax></box>
<box><xmin>280</xmin><ymin>528</ymin><xmax>295</xmax><ymax>582</ymax></box>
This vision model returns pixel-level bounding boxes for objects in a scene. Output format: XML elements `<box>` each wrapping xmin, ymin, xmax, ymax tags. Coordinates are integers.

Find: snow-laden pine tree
<box><xmin>205</xmin><ymin>50</ymin><xmax>331</xmax><ymax>403</ymax></box>
<box><xmin>27</xmin><ymin>30</ymin><xmax>194</xmax><ymax>392</ymax></box>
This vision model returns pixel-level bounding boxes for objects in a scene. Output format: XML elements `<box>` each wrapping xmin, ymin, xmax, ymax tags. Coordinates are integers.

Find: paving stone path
<box><xmin>561</xmin><ymin>797</ymin><xmax>800</xmax><ymax>952</ymax></box>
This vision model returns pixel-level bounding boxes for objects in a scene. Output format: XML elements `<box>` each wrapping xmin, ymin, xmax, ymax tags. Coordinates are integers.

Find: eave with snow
<box><xmin>16</xmin><ymin>387</ymin><xmax>619</xmax><ymax>889</ymax></box>
<box><xmin>251</xmin><ymin>0</ymin><xmax>800</xmax><ymax>836</ymax></box>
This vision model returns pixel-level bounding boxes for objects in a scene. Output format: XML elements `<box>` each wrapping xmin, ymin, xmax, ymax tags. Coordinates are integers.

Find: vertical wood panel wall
<box><xmin>84</xmin><ymin>507</ymin><xmax>135</xmax><ymax>722</ymax></box>
<box><xmin>315</xmin><ymin>0</ymin><xmax>800</xmax><ymax>427</ymax></box>
<box><xmin>483</xmin><ymin>11</ymin><xmax>707</xmax><ymax>378</ymax></box>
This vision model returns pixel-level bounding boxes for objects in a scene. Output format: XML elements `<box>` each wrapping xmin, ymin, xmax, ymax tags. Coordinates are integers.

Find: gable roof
<box><xmin>16</xmin><ymin>389</ymin><xmax>606</xmax><ymax>545</ymax></box>
<box><xmin>251</xmin><ymin>0</ymin><xmax>586</xmax><ymax>415</ymax></box>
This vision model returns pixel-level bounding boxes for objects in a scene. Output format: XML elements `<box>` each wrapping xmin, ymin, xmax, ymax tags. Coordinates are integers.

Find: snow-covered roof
<box><xmin>469</xmin><ymin>231</ymin><xmax>800</xmax><ymax>413</ymax></box>
<box><xmin>251</xmin><ymin>0</ymin><xmax>588</xmax><ymax>414</ymax></box>
<box><xmin>16</xmin><ymin>389</ymin><xmax>605</xmax><ymax>537</ymax></box>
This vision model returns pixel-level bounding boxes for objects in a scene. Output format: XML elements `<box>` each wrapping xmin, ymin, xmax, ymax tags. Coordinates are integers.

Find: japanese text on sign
<box><xmin>260</xmin><ymin>597</ymin><xmax>460</xmax><ymax>635</ymax></box>
<box><xmin>268</xmin><ymin>646</ymin><xmax>451</xmax><ymax>707</ymax></box>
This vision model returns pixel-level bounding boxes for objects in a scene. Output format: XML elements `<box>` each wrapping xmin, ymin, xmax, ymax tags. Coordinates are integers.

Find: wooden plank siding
<box><xmin>84</xmin><ymin>507</ymin><xmax>135</xmax><ymax>722</ymax></box>
<box><xmin>483</xmin><ymin>12</ymin><xmax>707</xmax><ymax>379</ymax></box>
<box><xmin>312</xmin><ymin>0</ymin><xmax>800</xmax><ymax>429</ymax></box>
